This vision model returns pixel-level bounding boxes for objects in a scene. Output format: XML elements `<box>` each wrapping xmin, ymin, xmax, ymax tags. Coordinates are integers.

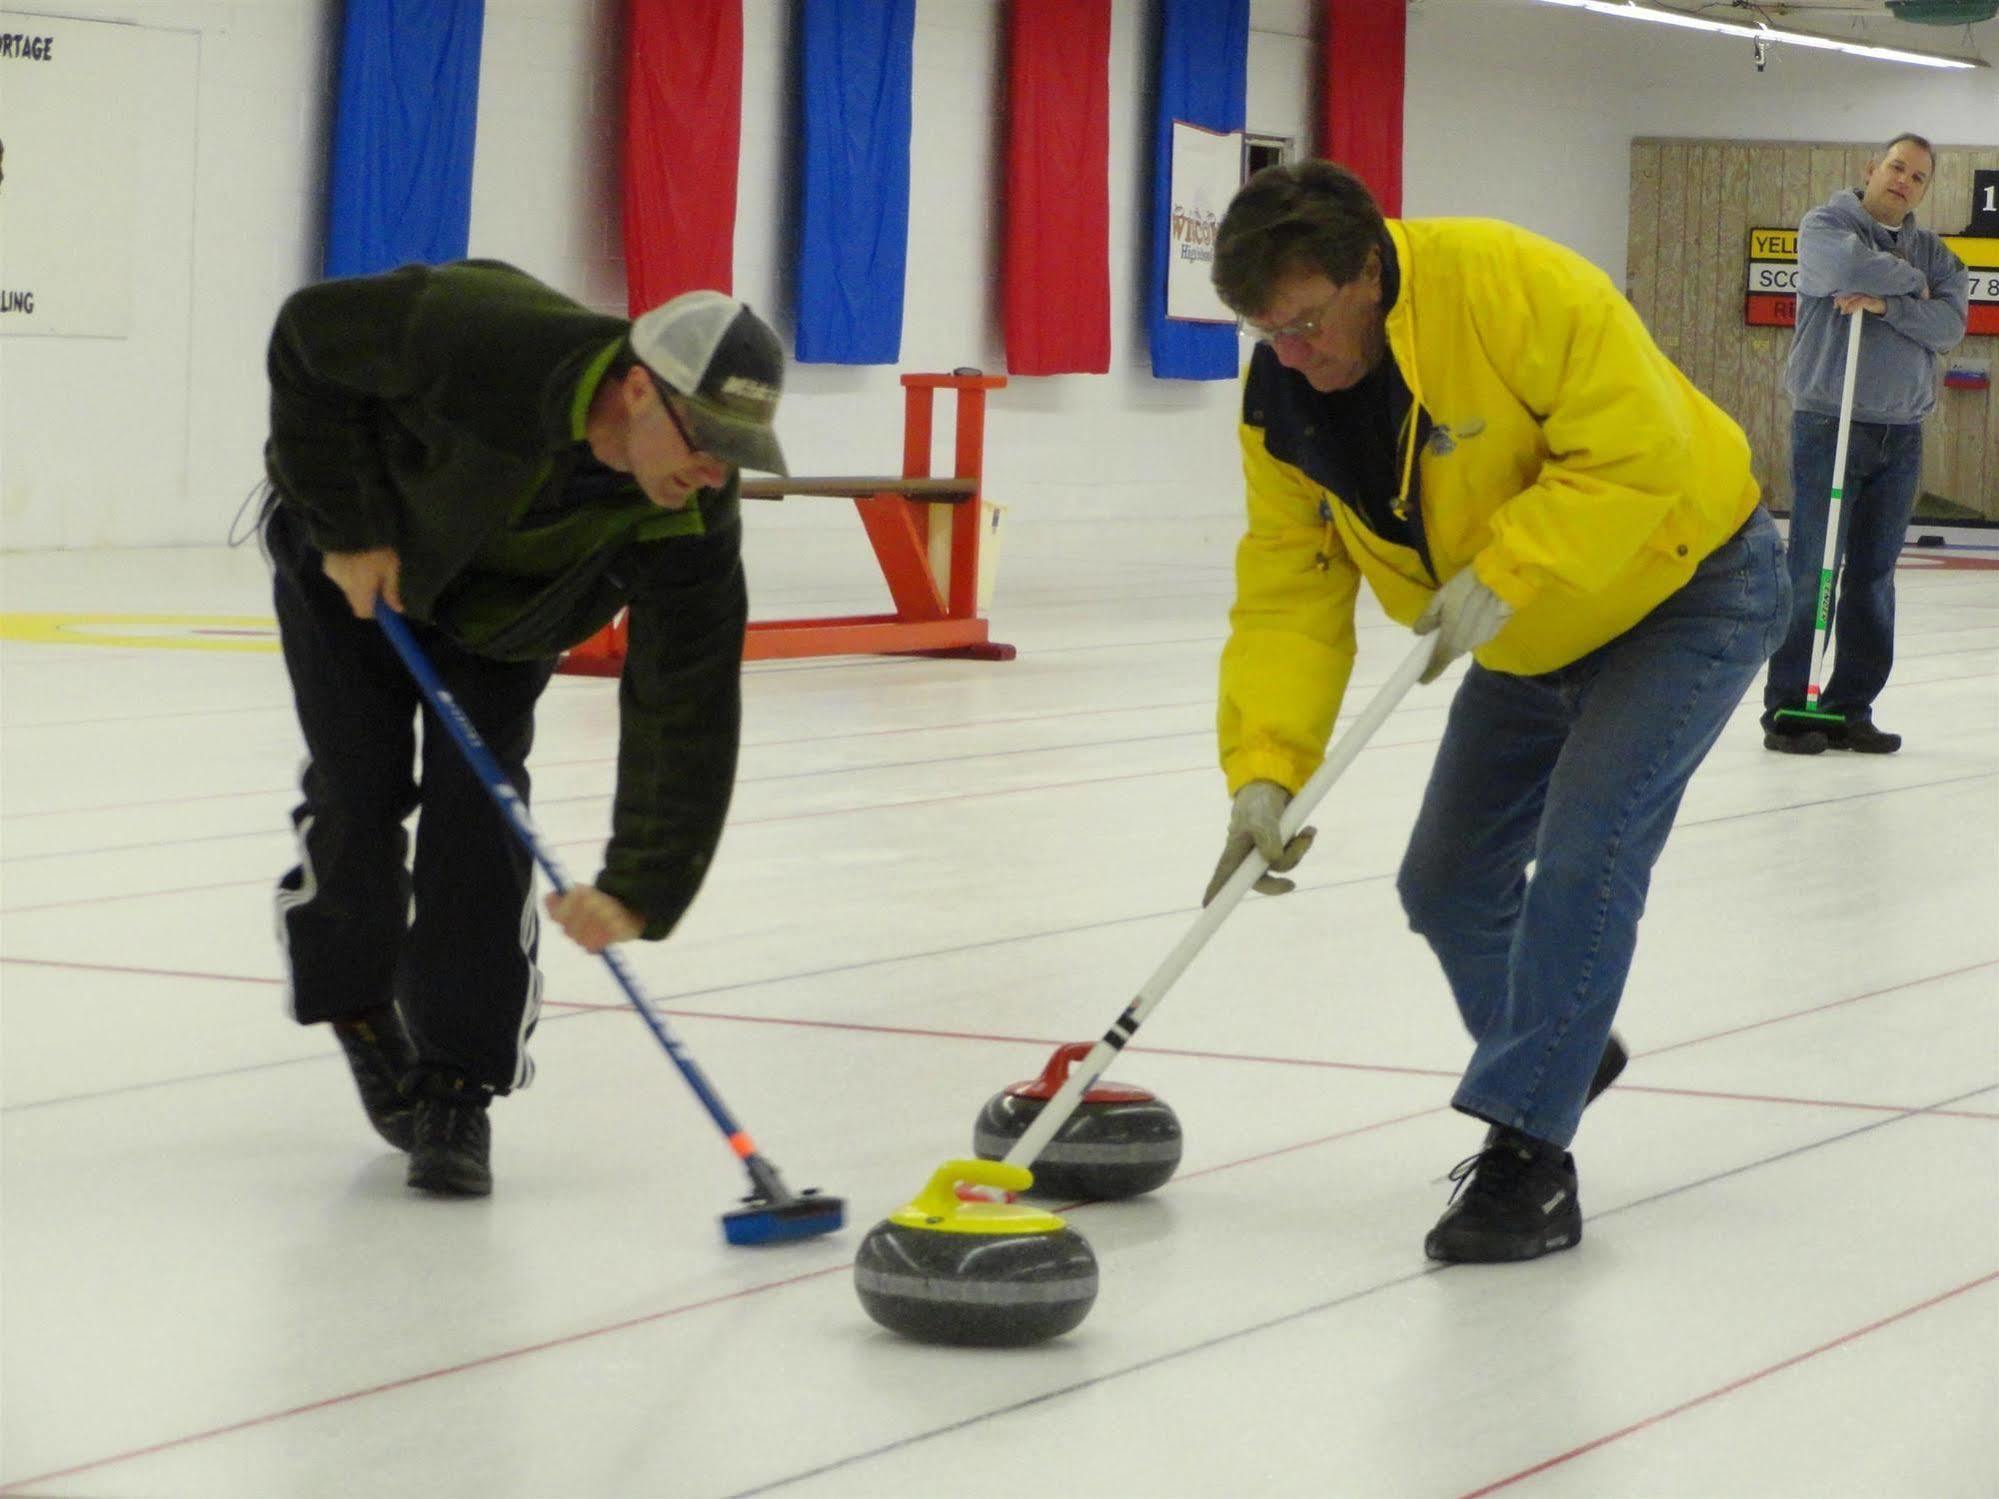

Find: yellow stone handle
<box><xmin>914</xmin><ymin>1158</ymin><xmax>1032</xmax><ymax>1217</ymax></box>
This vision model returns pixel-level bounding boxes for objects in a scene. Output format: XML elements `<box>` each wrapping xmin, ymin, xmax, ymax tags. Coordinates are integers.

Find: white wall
<box><xmin>3</xmin><ymin>0</ymin><xmax>1991</xmax><ymax>551</ymax></box>
<box><xmin>1405</xmin><ymin>0</ymin><xmax>1999</xmax><ymax>290</ymax></box>
<box><xmin>731</xmin><ymin>0</ymin><xmax>1316</xmax><ymax>531</ymax></box>
<box><xmin>1404</xmin><ymin>0</ymin><xmax>1643</xmax><ymax>277</ymax></box>
<box><xmin>464</xmin><ymin>0</ymin><xmax>624</xmax><ymax>315</ymax></box>
<box><xmin>0</xmin><ymin>0</ymin><xmax>1313</xmax><ymax>548</ymax></box>
<box><xmin>1622</xmin><ymin>12</ymin><xmax>1999</xmax><ymax>152</ymax></box>
<box><xmin>1</xmin><ymin>1</ymin><xmax>333</xmax><ymax>549</ymax></box>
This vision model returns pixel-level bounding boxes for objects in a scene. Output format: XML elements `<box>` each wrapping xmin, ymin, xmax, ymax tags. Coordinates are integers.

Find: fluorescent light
<box><xmin>1536</xmin><ymin>0</ymin><xmax>1986</xmax><ymax>69</ymax></box>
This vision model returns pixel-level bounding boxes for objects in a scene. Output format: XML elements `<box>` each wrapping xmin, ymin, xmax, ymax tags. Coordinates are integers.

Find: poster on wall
<box><xmin>0</xmin><ymin>13</ymin><xmax>144</xmax><ymax>338</ymax></box>
<box><xmin>1165</xmin><ymin>120</ymin><xmax>1239</xmax><ymax>325</ymax></box>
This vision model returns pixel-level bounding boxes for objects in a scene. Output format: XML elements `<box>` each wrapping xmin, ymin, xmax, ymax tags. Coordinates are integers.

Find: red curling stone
<box><xmin>972</xmin><ymin>1041</ymin><xmax>1183</xmax><ymax>1200</ymax></box>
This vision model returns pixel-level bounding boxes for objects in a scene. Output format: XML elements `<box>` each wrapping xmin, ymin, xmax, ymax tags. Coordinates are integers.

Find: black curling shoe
<box><xmin>331</xmin><ymin>1007</ymin><xmax>417</xmax><ymax>1151</ymax></box>
<box><xmin>1425</xmin><ymin>1127</ymin><xmax>1581</xmax><ymax>1264</ymax></box>
<box><xmin>1825</xmin><ymin>716</ymin><xmax>1901</xmax><ymax>754</ymax></box>
<box><xmin>405</xmin><ymin>1071</ymin><xmax>495</xmax><ymax>1198</ymax></box>
<box><xmin>1763</xmin><ymin>722</ymin><xmax>1830</xmax><ymax>755</ymax></box>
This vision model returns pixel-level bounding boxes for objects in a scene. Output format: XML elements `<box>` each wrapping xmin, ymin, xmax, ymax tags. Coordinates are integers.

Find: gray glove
<box><xmin>1203</xmin><ymin>779</ymin><xmax>1316</xmax><ymax>905</ymax></box>
<box><xmin>1414</xmin><ymin>566</ymin><xmax>1513</xmax><ymax>684</ymax></box>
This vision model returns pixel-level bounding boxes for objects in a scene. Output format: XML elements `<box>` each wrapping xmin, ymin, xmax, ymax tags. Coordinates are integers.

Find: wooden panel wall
<box><xmin>1628</xmin><ymin>138</ymin><xmax>1998</xmax><ymax>518</ymax></box>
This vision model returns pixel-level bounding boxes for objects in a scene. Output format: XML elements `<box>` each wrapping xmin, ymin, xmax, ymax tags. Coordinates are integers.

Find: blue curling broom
<box><xmin>377</xmin><ymin>605</ymin><xmax>843</xmax><ymax>1246</ymax></box>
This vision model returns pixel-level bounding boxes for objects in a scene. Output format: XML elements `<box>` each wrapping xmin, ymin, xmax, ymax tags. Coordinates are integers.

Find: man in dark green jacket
<box><xmin>263</xmin><ymin>259</ymin><xmax>785</xmax><ymax>1197</ymax></box>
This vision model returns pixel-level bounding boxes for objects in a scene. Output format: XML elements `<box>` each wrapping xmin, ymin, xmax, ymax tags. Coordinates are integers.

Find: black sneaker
<box><xmin>330</xmin><ymin>1007</ymin><xmax>416</xmax><ymax>1152</ymax></box>
<box><xmin>1587</xmin><ymin>1033</ymin><xmax>1627</xmax><ymax>1107</ymax></box>
<box><xmin>1763</xmin><ymin>721</ymin><xmax>1830</xmax><ymax>755</ymax></box>
<box><xmin>1425</xmin><ymin>1127</ymin><xmax>1581</xmax><ymax>1263</ymax></box>
<box><xmin>1825</xmin><ymin>715</ymin><xmax>1901</xmax><ymax>755</ymax></box>
<box><xmin>405</xmin><ymin>1071</ymin><xmax>494</xmax><ymax>1198</ymax></box>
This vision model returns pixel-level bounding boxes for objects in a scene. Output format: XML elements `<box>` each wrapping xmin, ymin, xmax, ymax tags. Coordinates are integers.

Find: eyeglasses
<box><xmin>1245</xmin><ymin>294</ymin><xmax>1339</xmax><ymax>345</ymax></box>
<box><xmin>659</xmin><ymin>389</ymin><xmax>728</xmax><ymax>469</ymax></box>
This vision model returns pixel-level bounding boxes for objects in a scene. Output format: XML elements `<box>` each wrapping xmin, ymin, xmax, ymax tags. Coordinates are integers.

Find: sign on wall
<box><xmin>1969</xmin><ymin>170</ymin><xmax>1999</xmax><ymax>237</ymax></box>
<box><xmin>0</xmin><ymin>13</ymin><xmax>145</xmax><ymax>338</ymax></box>
<box><xmin>1746</xmin><ymin>226</ymin><xmax>1999</xmax><ymax>336</ymax></box>
<box><xmin>1165</xmin><ymin>120</ymin><xmax>1238</xmax><ymax>325</ymax></box>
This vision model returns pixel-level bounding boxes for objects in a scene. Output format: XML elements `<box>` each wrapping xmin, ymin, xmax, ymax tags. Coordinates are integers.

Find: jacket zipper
<box><xmin>1393</xmin><ymin>399</ymin><xmax>1440</xmax><ymax>585</ymax></box>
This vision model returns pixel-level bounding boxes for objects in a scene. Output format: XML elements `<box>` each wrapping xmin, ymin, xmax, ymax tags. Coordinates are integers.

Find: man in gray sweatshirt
<box><xmin>1763</xmin><ymin>132</ymin><xmax>1968</xmax><ymax>756</ymax></box>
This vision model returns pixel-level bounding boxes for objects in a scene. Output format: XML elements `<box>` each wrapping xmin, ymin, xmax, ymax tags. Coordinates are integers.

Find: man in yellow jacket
<box><xmin>1205</xmin><ymin>161</ymin><xmax>1786</xmax><ymax>1263</ymax></box>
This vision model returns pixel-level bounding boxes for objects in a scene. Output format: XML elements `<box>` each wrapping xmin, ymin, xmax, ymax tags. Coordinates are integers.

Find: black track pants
<box><xmin>267</xmin><ymin>505</ymin><xmax>557</xmax><ymax>1092</ymax></box>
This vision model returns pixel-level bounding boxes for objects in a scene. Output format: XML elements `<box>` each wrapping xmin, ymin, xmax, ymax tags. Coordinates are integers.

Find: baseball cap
<box><xmin>630</xmin><ymin>291</ymin><xmax>788</xmax><ymax>475</ymax></box>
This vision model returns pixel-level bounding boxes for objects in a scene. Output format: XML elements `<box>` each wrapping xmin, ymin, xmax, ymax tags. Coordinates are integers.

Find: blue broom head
<box><xmin>723</xmin><ymin>1190</ymin><xmax>846</xmax><ymax>1246</ymax></box>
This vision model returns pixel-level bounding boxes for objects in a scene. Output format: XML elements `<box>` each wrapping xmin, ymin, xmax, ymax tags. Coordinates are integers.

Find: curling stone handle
<box><xmin>1034</xmin><ymin>1041</ymin><xmax>1093</xmax><ymax>1092</ymax></box>
<box><xmin>919</xmin><ymin>1159</ymin><xmax>1031</xmax><ymax>1217</ymax></box>
<box><xmin>1000</xmin><ymin>634</ymin><xmax>1434</xmax><ymax>1176</ymax></box>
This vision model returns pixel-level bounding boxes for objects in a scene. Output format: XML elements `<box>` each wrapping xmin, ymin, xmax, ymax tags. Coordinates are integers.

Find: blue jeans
<box><xmin>1396</xmin><ymin>509</ymin><xmax>1788</xmax><ymax>1148</ymax></box>
<box><xmin>1762</xmin><ymin>412</ymin><xmax>1924</xmax><ymax>723</ymax></box>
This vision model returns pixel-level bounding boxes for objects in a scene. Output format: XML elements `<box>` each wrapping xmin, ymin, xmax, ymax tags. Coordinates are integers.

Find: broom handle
<box><xmin>1000</xmin><ymin>633</ymin><xmax>1436</xmax><ymax>1173</ymax></box>
<box><xmin>1804</xmin><ymin>309</ymin><xmax>1865</xmax><ymax>711</ymax></box>
<box><xmin>374</xmin><ymin>606</ymin><xmax>793</xmax><ymax>1199</ymax></box>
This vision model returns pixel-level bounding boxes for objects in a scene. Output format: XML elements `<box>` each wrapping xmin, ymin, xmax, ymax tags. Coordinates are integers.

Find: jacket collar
<box><xmin>1381</xmin><ymin>220</ymin><xmax>1424</xmax><ymax>510</ymax></box>
<box><xmin>568</xmin><ymin>339</ymin><xmax>625</xmax><ymax>443</ymax></box>
<box><xmin>1829</xmin><ymin>186</ymin><xmax>1914</xmax><ymax>239</ymax></box>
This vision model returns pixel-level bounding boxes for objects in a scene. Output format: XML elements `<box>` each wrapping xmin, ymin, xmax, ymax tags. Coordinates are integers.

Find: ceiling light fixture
<box><xmin>1535</xmin><ymin>0</ymin><xmax>1987</xmax><ymax>69</ymax></box>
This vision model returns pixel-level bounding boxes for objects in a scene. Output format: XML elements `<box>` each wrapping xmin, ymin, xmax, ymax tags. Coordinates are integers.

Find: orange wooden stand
<box><xmin>558</xmin><ymin>371</ymin><xmax>1014</xmax><ymax>676</ymax></box>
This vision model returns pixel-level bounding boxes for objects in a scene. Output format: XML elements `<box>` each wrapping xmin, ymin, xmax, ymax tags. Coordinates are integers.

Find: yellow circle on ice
<box><xmin>0</xmin><ymin>612</ymin><xmax>279</xmax><ymax>653</ymax></box>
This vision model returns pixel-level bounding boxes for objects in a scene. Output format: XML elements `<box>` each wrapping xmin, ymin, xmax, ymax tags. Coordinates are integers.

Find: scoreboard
<box><xmin>1746</xmin><ymin>226</ymin><xmax>1999</xmax><ymax>336</ymax></box>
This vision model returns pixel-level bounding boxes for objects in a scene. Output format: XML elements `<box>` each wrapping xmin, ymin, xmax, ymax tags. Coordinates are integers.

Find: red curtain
<box><xmin>624</xmin><ymin>0</ymin><xmax>742</xmax><ymax>315</ymax></box>
<box><xmin>1003</xmin><ymin>0</ymin><xmax>1111</xmax><ymax>375</ymax></box>
<box><xmin>1318</xmin><ymin>0</ymin><xmax>1405</xmax><ymax>216</ymax></box>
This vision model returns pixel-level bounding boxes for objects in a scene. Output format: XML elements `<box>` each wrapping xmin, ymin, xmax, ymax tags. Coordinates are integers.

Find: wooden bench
<box><xmin>740</xmin><ymin>476</ymin><xmax>979</xmax><ymax>503</ymax></box>
<box><xmin>560</xmin><ymin>372</ymin><xmax>1013</xmax><ymax>670</ymax></box>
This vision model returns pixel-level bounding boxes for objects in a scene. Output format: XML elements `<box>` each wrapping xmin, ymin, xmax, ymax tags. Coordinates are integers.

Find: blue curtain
<box><xmin>795</xmin><ymin>0</ymin><xmax>914</xmax><ymax>364</ymax></box>
<box><xmin>1149</xmin><ymin>0</ymin><xmax>1248</xmax><ymax>380</ymax></box>
<box><xmin>325</xmin><ymin>0</ymin><xmax>486</xmax><ymax>279</ymax></box>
